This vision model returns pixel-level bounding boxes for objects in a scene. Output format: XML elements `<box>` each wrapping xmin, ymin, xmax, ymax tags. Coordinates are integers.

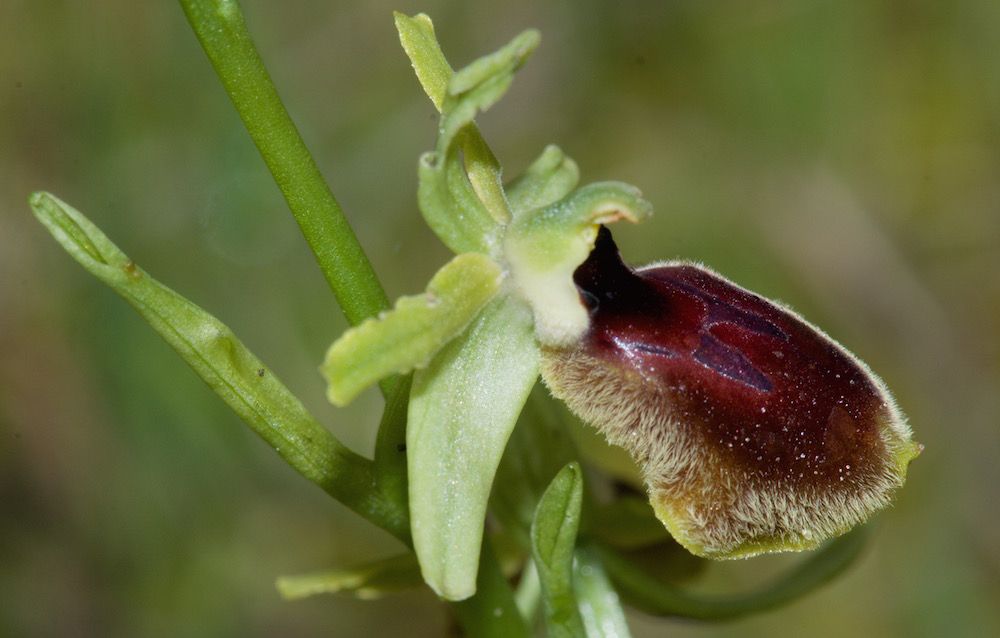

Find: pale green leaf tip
<box><xmin>28</xmin><ymin>191</ymin><xmax>64</xmax><ymax>225</ymax></box>
<box><xmin>323</xmin><ymin>374</ymin><xmax>352</xmax><ymax>408</ymax></box>
<box><xmin>275</xmin><ymin>575</ymin><xmax>367</xmax><ymax>601</ymax></box>
<box><xmin>275</xmin><ymin>574</ymin><xmax>383</xmax><ymax>602</ymax></box>
<box><xmin>426</xmin><ymin>569</ymin><xmax>475</xmax><ymax>602</ymax></box>
<box><xmin>28</xmin><ymin>190</ymin><xmax>47</xmax><ymax>209</ymax></box>
<box><xmin>447</xmin><ymin>28</ymin><xmax>541</xmax><ymax>98</ymax></box>
<box><xmin>393</xmin><ymin>11</ymin><xmax>429</xmax><ymax>24</ymax></box>
<box><xmin>560</xmin><ymin>461</ymin><xmax>582</xmax><ymax>481</ymax></box>
<box><xmin>275</xmin><ymin>575</ymin><xmax>310</xmax><ymax>601</ymax></box>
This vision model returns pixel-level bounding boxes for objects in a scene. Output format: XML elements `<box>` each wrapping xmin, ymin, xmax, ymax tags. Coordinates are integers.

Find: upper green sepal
<box><xmin>321</xmin><ymin>253</ymin><xmax>503</xmax><ymax>406</ymax></box>
<box><xmin>394</xmin><ymin>13</ymin><xmax>452</xmax><ymax>111</ymax></box>
<box><xmin>399</xmin><ymin>13</ymin><xmax>540</xmax><ymax>254</ymax></box>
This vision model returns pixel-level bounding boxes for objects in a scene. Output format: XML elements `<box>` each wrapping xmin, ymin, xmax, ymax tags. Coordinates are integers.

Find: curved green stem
<box><xmin>178</xmin><ymin>0</ymin><xmax>389</xmax><ymax>326</ymax></box>
<box><xmin>594</xmin><ymin>528</ymin><xmax>869</xmax><ymax>621</ymax></box>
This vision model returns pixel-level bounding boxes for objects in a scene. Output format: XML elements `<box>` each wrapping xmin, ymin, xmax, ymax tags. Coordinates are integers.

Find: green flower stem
<box><xmin>178</xmin><ymin>0</ymin><xmax>389</xmax><ymax>327</ymax></box>
<box><xmin>593</xmin><ymin>528</ymin><xmax>869</xmax><ymax>621</ymax></box>
<box><xmin>371</xmin><ymin>374</ymin><xmax>412</xmax><ymax>539</ymax></box>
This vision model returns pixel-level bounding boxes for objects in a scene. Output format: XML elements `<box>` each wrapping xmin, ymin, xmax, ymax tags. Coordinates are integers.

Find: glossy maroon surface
<box><xmin>573</xmin><ymin>227</ymin><xmax>889</xmax><ymax>486</ymax></box>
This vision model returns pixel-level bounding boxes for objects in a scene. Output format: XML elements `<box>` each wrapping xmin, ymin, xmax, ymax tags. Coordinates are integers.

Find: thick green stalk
<box><xmin>178</xmin><ymin>0</ymin><xmax>389</xmax><ymax>326</ymax></box>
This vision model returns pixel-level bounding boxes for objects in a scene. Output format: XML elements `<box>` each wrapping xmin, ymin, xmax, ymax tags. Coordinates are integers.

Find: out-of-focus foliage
<box><xmin>2</xmin><ymin>1</ymin><xmax>999</xmax><ymax>636</ymax></box>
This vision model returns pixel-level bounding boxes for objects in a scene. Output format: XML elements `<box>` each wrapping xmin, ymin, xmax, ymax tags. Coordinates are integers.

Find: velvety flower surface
<box><xmin>541</xmin><ymin>227</ymin><xmax>921</xmax><ymax>558</ymax></box>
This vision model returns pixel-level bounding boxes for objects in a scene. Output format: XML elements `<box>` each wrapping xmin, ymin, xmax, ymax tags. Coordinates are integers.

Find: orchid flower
<box><xmin>320</xmin><ymin>13</ymin><xmax>919</xmax><ymax>602</ymax></box>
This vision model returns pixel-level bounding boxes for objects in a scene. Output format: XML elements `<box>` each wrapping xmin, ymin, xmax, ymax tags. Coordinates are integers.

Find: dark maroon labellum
<box><xmin>541</xmin><ymin>227</ymin><xmax>920</xmax><ymax>558</ymax></box>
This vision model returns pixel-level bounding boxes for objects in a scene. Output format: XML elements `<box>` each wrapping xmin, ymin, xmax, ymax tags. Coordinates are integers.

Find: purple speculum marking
<box><xmin>574</xmin><ymin>227</ymin><xmax>887</xmax><ymax>484</ymax></box>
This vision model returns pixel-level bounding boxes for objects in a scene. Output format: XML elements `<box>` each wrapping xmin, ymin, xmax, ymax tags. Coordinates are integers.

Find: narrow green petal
<box><xmin>322</xmin><ymin>253</ymin><xmax>503</xmax><ymax>406</ymax></box>
<box><xmin>407</xmin><ymin>294</ymin><xmax>539</xmax><ymax>600</ymax></box>
<box><xmin>400</xmin><ymin>14</ymin><xmax>537</xmax><ymax>253</ymax></box>
<box><xmin>438</xmin><ymin>28</ymin><xmax>540</xmax><ymax>157</ymax></box>
<box><xmin>531</xmin><ymin>462</ymin><xmax>587</xmax><ymax>638</ymax></box>
<box><xmin>460</xmin><ymin>128</ymin><xmax>510</xmax><ymax>229</ymax></box>
<box><xmin>29</xmin><ymin>192</ymin><xmax>379</xmax><ymax>516</ymax></box>
<box><xmin>505</xmin><ymin>145</ymin><xmax>580</xmax><ymax>216</ymax></box>
<box><xmin>276</xmin><ymin>553</ymin><xmax>421</xmax><ymax>601</ymax></box>
<box><xmin>448</xmin><ymin>29</ymin><xmax>539</xmax><ymax>95</ymax></box>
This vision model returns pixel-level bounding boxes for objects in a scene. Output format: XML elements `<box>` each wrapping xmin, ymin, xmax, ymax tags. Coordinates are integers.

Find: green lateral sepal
<box><xmin>400</xmin><ymin>13</ymin><xmax>539</xmax><ymax>253</ymax></box>
<box><xmin>407</xmin><ymin>295</ymin><xmax>539</xmax><ymax>600</ymax></box>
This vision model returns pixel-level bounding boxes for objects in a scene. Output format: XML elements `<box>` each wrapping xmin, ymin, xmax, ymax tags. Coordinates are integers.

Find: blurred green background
<box><xmin>3</xmin><ymin>0</ymin><xmax>999</xmax><ymax>636</ymax></box>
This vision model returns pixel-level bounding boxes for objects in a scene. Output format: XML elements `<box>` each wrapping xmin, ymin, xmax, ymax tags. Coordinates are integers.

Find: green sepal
<box><xmin>505</xmin><ymin>182</ymin><xmax>653</xmax><ymax>346</ymax></box>
<box><xmin>322</xmin><ymin>253</ymin><xmax>503</xmax><ymax>406</ymax></box>
<box><xmin>531</xmin><ymin>462</ymin><xmax>587</xmax><ymax>638</ymax></box>
<box><xmin>276</xmin><ymin>553</ymin><xmax>421</xmax><ymax>601</ymax></box>
<box><xmin>505</xmin><ymin>145</ymin><xmax>580</xmax><ymax>216</ymax></box>
<box><xmin>407</xmin><ymin>294</ymin><xmax>539</xmax><ymax>600</ymax></box>
<box><xmin>393</xmin><ymin>12</ymin><xmax>451</xmax><ymax>110</ymax></box>
<box><xmin>395</xmin><ymin>12</ymin><xmax>510</xmax><ymax>230</ymax></box>
<box><xmin>399</xmin><ymin>14</ymin><xmax>539</xmax><ymax>253</ymax></box>
<box><xmin>398</xmin><ymin>12</ymin><xmax>503</xmax><ymax>253</ymax></box>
